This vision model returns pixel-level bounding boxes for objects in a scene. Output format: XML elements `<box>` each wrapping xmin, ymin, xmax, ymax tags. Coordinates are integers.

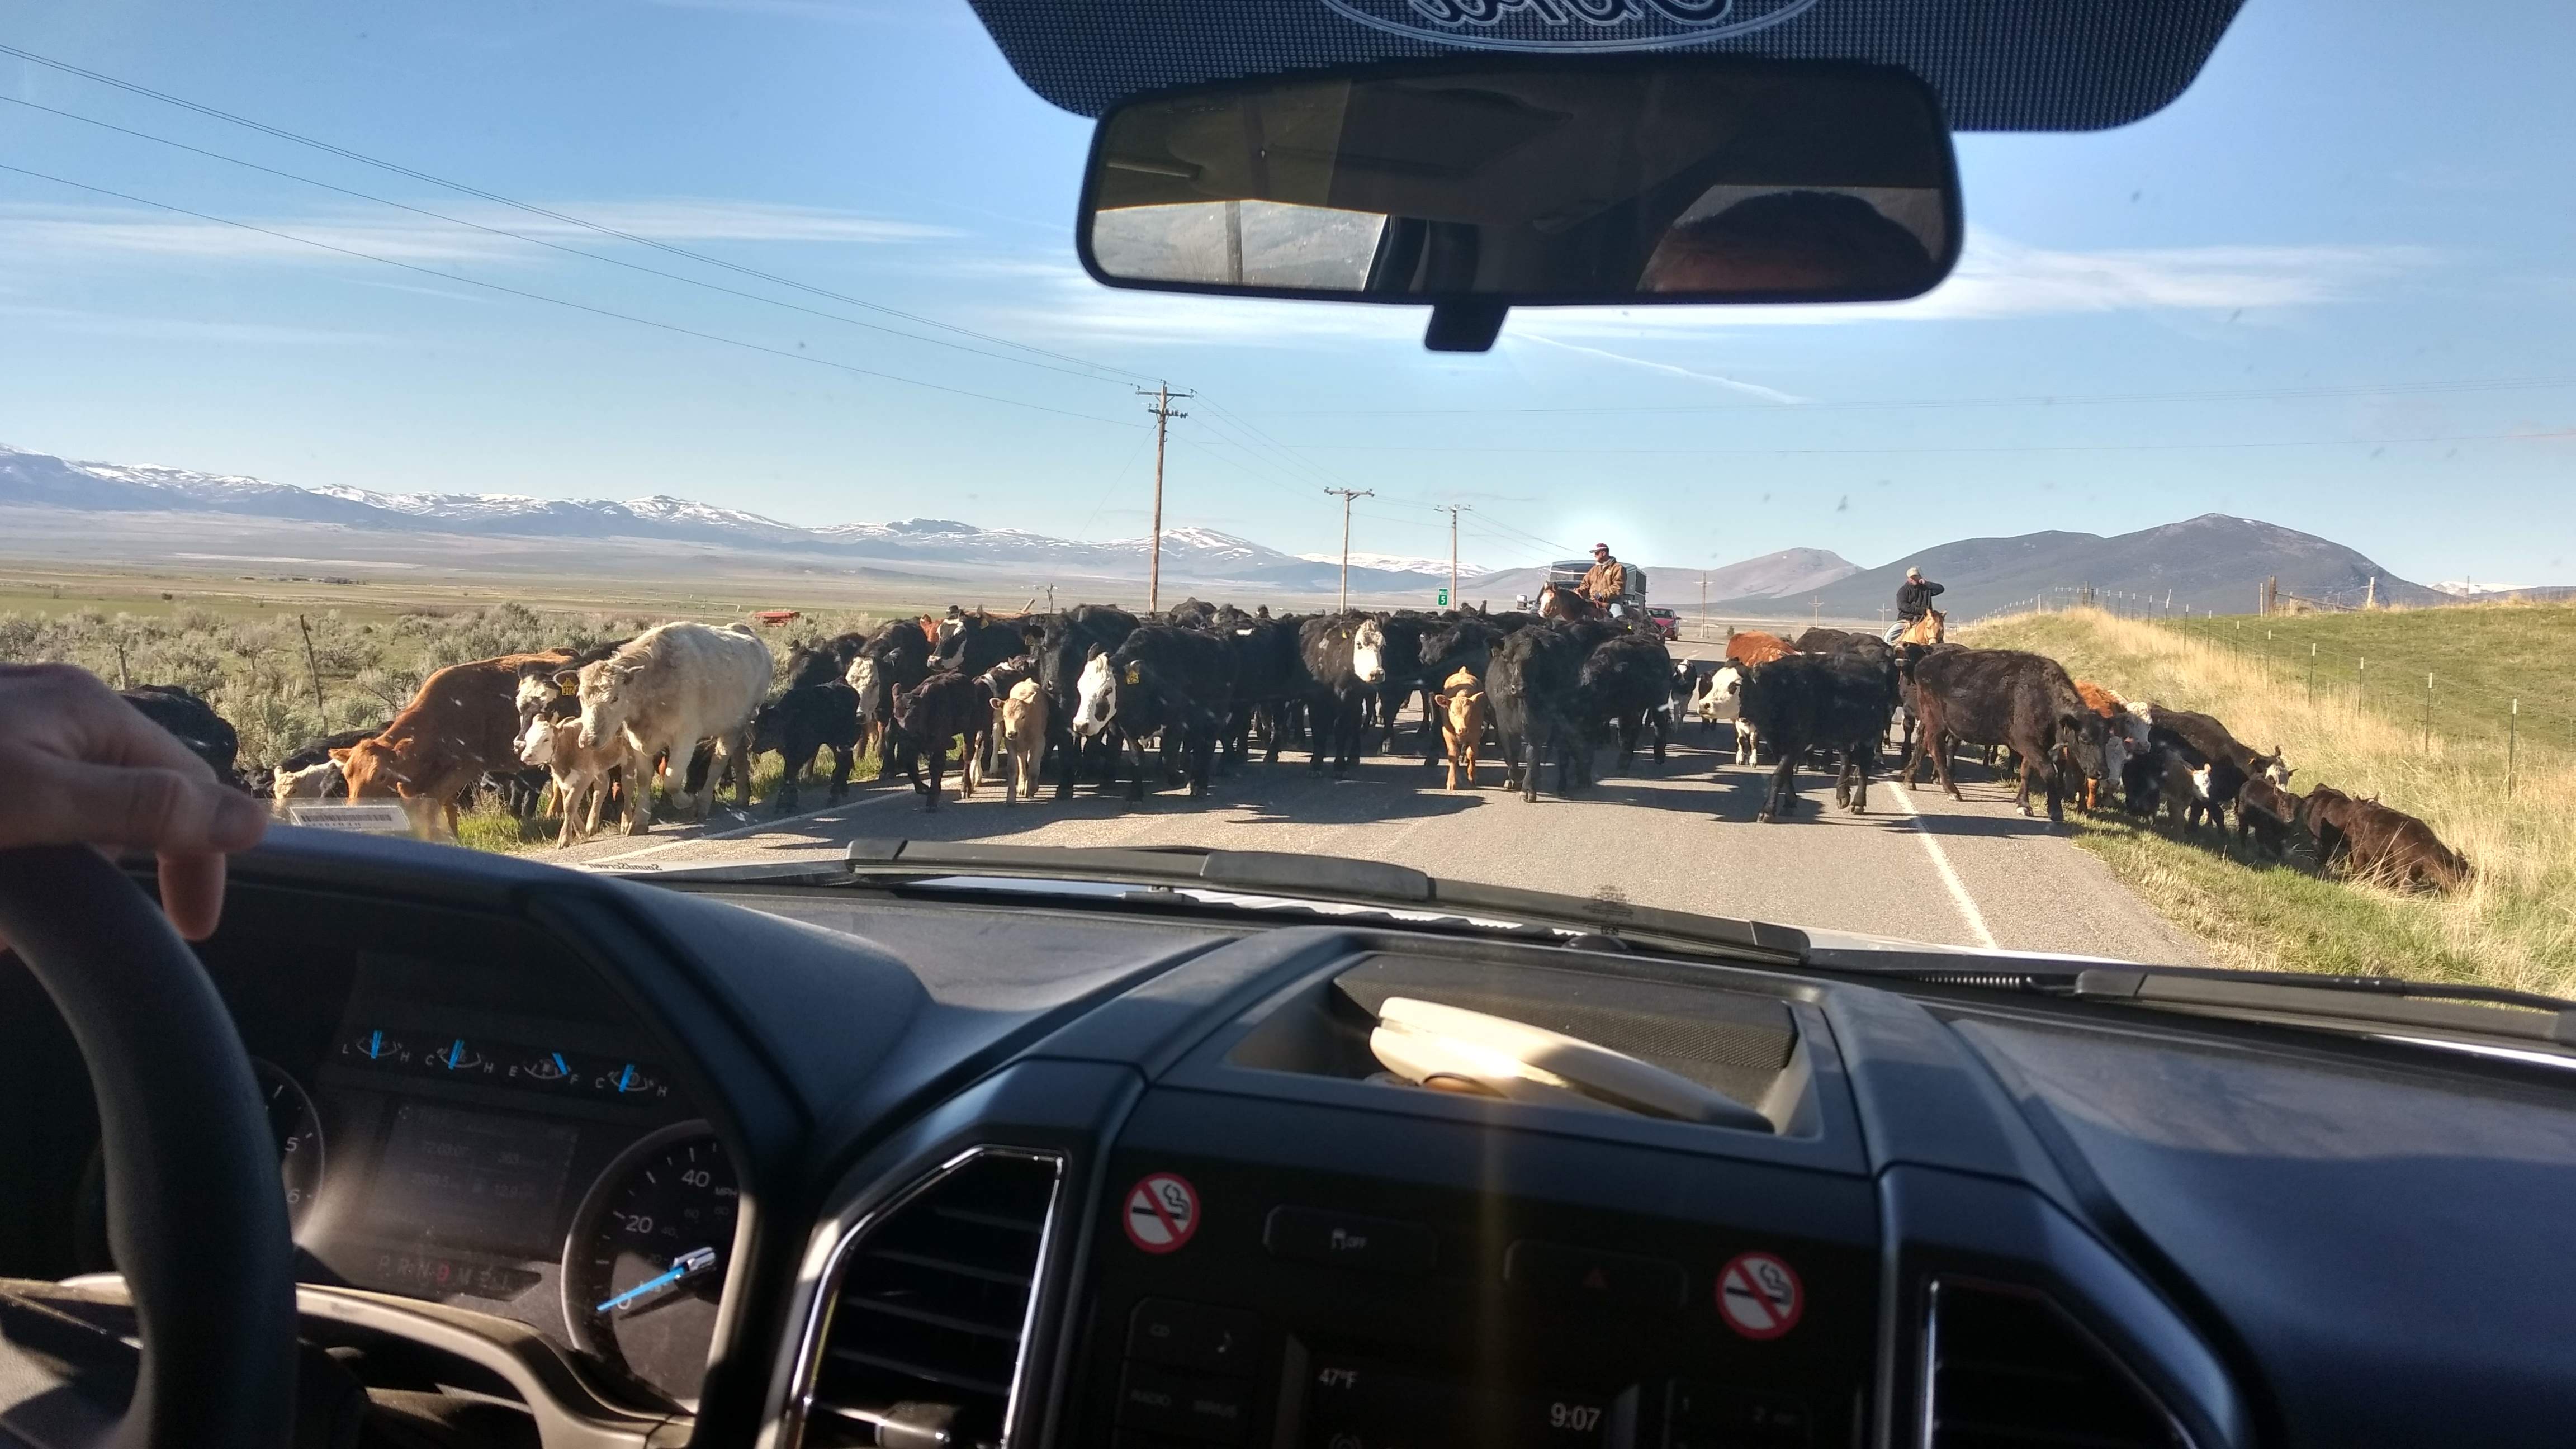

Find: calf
<box><xmin>1073</xmin><ymin>625</ymin><xmax>1236</xmax><ymax>800</ymax></box>
<box><xmin>1034</xmin><ymin>605</ymin><xmax>1139</xmax><ymax>799</ymax></box>
<box><xmin>2235</xmin><ymin>774</ymin><xmax>2301</xmax><ymax>860</ymax></box>
<box><xmin>2296</xmin><ymin>786</ymin><xmax>2472</xmax><ymax>892</ymax></box>
<box><xmin>992</xmin><ymin>678</ymin><xmax>1050</xmax><ymax>803</ymax></box>
<box><xmin>1672</xmin><ymin>657</ymin><xmax>1721</xmax><ymax>733</ymax></box>
<box><xmin>342</xmin><ymin>650</ymin><xmax>572</xmax><ymax>837</ymax></box>
<box><xmin>2070</xmin><ymin>680</ymin><xmax>2130</xmax><ymax>812</ymax></box>
<box><xmin>751</xmin><ymin>678</ymin><xmax>861</xmax><ymax>814</ymax></box>
<box><xmin>888</xmin><ymin>670</ymin><xmax>993</xmax><ymax>809</ymax></box>
<box><xmin>1901</xmin><ymin>648</ymin><xmax>2104</xmax><ymax>823</ymax></box>
<box><xmin>514</xmin><ymin>698</ymin><xmax>616</xmax><ymax>846</ymax></box>
<box><xmin>121</xmin><ymin>684</ymin><xmax>244</xmax><ymax>788</ymax></box>
<box><xmin>1739</xmin><ymin>651</ymin><xmax>1902</xmax><ymax>822</ymax></box>
<box><xmin>2144</xmin><ymin>705</ymin><xmax>2290</xmax><ymax>828</ymax></box>
<box><xmin>1431</xmin><ymin>666</ymin><xmax>1486</xmax><ymax>790</ymax></box>
<box><xmin>1298</xmin><ymin>613</ymin><xmax>1387</xmax><ymax>775</ymax></box>
<box><xmin>1690</xmin><ymin>664</ymin><xmax>1758</xmax><ymax>762</ymax></box>
<box><xmin>1578</xmin><ymin>634</ymin><xmax>1674</xmax><ymax>771</ymax></box>
<box><xmin>269</xmin><ymin>758</ymin><xmax>345</xmax><ymax>813</ymax></box>
<box><xmin>1486</xmin><ymin>624</ymin><xmax>1592</xmax><ymax>801</ymax></box>
<box><xmin>572</xmin><ymin>622</ymin><xmax>771</xmax><ymax>834</ymax></box>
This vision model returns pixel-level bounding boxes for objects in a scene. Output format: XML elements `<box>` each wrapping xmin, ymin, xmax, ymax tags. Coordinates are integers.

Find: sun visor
<box><xmin>965</xmin><ymin>0</ymin><xmax>2244</xmax><ymax>131</ymax></box>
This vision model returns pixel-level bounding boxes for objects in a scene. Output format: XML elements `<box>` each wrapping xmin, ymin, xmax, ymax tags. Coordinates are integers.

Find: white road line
<box><xmin>579</xmin><ymin>787</ymin><xmax>911</xmax><ymax>867</ymax></box>
<box><xmin>1883</xmin><ymin>783</ymin><xmax>2001</xmax><ymax>950</ymax></box>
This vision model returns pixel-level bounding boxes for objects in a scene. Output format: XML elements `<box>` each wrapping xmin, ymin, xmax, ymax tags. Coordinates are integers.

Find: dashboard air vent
<box><xmin>1925</xmin><ymin>1281</ymin><xmax>2186</xmax><ymax>1449</ymax></box>
<box><xmin>802</xmin><ymin>1149</ymin><xmax>1063</xmax><ymax>1449</ymax></box>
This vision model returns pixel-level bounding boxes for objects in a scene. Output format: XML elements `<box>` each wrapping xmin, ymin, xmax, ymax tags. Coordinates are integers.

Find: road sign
<box><xmin>1716</xmin><ymin>1251</ymin><xmax>1803</xmax><ymax>1339</ymax></box>
<box><xmin>1436</xmin><ymin>588</ymin><xmax>1450</xmax><ymax>607</ymax></box>
<box><xmin>1123</xmin><ymin>1172</ymin><xmax>1200</xmax><ymax>1254</ymax></box>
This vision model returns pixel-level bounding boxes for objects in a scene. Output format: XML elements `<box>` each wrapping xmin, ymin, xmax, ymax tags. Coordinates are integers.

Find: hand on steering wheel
<box><xmin>0</xmin><ymin>662</ymin><xmax>268</xmax><ymax>940</ymax></box>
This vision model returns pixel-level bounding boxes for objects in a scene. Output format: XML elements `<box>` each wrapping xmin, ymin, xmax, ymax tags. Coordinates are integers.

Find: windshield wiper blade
<box><xmin>2066</xmin><ymin>967</ymin><xmax>2576</xmax><ymax>1048</ymax></box>
<box><xmin>611</xmin><ymin>840</ymin><xmax>1810</xmax><ymax>965</ymax></box>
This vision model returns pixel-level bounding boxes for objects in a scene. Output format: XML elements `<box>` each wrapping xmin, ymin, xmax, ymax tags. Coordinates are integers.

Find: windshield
<box><xmin>4</xmin><ymin>3</ymin><xmax>2567</xmax><ymax>994</ymax></box>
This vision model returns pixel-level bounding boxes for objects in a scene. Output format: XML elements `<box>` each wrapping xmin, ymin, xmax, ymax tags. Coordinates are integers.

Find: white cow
<box><xmin>516</xmin><ymin>710</ymin><xmax>617</xmax><ymax>846</ymax></box>
<box><xmin>574</xmin><ymin>621</ymin><xmax>773</xmax><ymax>835</ymax></box>
<box><xmin>269</xmin><ymin>759</ymin><xmax>345</xmax><ymax>815</ymax></box>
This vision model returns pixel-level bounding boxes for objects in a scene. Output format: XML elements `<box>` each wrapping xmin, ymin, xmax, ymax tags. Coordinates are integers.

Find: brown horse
<box><xmin>1896</xmin><ymin>610</ymin><xmax>1946</xmax><ymax>646</ymax></box>
<box><xmin>1538</xmin><ymin>581</ymin><xmax>1601</xmax><ymax>622</ymax></box>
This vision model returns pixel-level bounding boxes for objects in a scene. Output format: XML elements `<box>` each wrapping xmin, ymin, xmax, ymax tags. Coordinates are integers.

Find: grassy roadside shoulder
<box><xmin>1962</xmin><ymin>607</ymin><xmax>2576</xmax><ymax>997</ymax></box>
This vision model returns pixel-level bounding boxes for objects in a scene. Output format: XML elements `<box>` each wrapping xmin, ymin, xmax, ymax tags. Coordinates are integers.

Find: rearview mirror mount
<box><xmin>1079</xmin><ymin>56</ymin><xmax>1961</xmax><ymax>352</ymax></box>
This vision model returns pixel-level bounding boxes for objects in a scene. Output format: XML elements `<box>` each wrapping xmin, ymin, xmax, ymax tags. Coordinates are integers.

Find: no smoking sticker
<box><xmin>1123</xmin><ymin>1172</ymin><xmax>1200</xmax><ymax>1254</ymax></box>
<box><xmin>1716</xmin><ymin>1251</ymin><xmax>1803</xmax><ymax>1339</ymax></box>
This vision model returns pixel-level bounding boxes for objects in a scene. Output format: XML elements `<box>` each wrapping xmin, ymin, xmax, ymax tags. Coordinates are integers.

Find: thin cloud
<box><xmin>0</xmin><ymin>198</ymin><xmax>961</xmax><ymax>268</ymax></box>
<box><xmin>1506</xmin><ymin>333</ymin><xmax>1808</xmax><ymax>403</ymax></box>
<box><xmin>0</xmin><ymin>302</ymin><xmax>382</xmax><ymax>345</ymax></box>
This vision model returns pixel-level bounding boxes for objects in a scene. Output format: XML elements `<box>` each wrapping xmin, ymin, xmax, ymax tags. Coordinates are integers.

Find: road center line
<box><xmin>1883</xmin><ymin>783</ymin><xmax>2001</xmax><ymax>950</ymax></box>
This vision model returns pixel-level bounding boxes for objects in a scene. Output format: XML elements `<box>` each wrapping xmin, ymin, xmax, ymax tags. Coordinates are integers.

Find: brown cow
<box><xmin>2295</xmin><ymin>785</ymin><xmax>2471</xmax><ymax>892</ymax></box>
<box><xmin>1431</xmin><ymin>666</ymin><xmax>1486</xmax><ymax>790</ymax></box>
<box><xmin>1723</xmin><ymin>630</ymin><xmax>1796</xmax><ymax>667</ymax></box>
<box><xmin>339</xmin><ymin>650</ymin><xmax>571</xmax><ymax>837</ymax></box>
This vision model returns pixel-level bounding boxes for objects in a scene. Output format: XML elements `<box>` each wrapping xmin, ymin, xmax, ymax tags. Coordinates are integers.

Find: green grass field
<box><xmin>1965</xmin><ymin>606</ymin><xmax>2576</xmax><ymax>996</ymax></box>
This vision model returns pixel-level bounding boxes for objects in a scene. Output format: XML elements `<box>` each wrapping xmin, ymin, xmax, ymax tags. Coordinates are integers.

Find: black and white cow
<box><xmin>1069</xmin><ymin>624</ymin><xmax>1237</xmax><ymax>800</ymax></box>
<box><xmin>1034</xmin><ymin>604</ymin><xmax>1140</xmax><ymax>799</ymax></box>
<box><xmin>1297</xmin><ymin>613</ymin><xmax>1387</xmax><ymax>775</ymax></box>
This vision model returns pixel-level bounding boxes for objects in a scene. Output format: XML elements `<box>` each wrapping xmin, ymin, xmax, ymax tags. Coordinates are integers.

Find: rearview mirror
<box><xmin>1079</xmin><ymin>58</ymin><xmax>1960</xmax><ymax>352</ymax></box>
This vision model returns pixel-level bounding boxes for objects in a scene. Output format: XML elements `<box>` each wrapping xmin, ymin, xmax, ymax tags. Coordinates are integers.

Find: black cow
<box><xmin>1221</xmin><ymin>615</ymin><xmax>1306</xmax><ymax>765</ymax></box>
<box><xmin>848</xmin><ymin>618</ymin><xmax>934</xmax><ymax>778</ymax></box>
<box><xmin>1901</xmin><ymin>648</ymin><xmax>2105</xmax><ymax>822</ymax></box>
<box><xmin>1298</xmin><ymin>613</ymin><xmax>1387</xmax><ymax>775</ymax></box>
<box><xmin>1368</xmin><ymin>612</ymin><xmax>1447</xmax><ymax>767</ymax></box>
<box><xmin>1578</xmin><ymin>634</ymin><xmax>1674</xmax><ymax>771</ymax></box>
<box><xmin>1793</xmin><ymin>626</ymin><xmax>1884</xmax><ymax>656</ymax></box>
<box><xmin>935</xmin><ymin>610</ymin><xmax>1036</xmax><ymax>679</ymax></box>
<box><xmin>277</xmin><ymin>723</ymin><xmax>387</xmax><ymax>775</ymax></box>
<box><xmin>887</xmin><ymin>670</ymin><xmax>992</xmax><ymax>810</ymax></box>
<box><xmin>1072</xmin><ymin>624</ymin><xmax>1237</xmax><ymax>799</ymax></box>
<box><xmin>1487</xmin><ymin>624</ymin><xmax>1592</xmax><ymax>801</ymax></box>
<box><xmin>1419</xmin><ymin>617</ymin><xmax>1505</xmax><ymax>684</ymax></box>
<box><xmin>1035</xmin><ymin>605</ymin><xmax>1140</xmax><ymax>798</ymax></box>
<box><xmin>1738</xmin><ymin>651</ymin><xmax>1902</xmax><ymax>822</ymax></box>
<box><xmin>1163</xmin><ymin>597</ymin><xmax>1221</xmax><ymax>630</ymax></box>
<box><xmin>2142</xmin><ymin>705</ymin><xmax>2288</xmax><ymax>831</ymax></box>
<box><xmin>121</xmin><ymin>684</ymin><xmax>245</xmax><ymax>789</ymax></box>
<box><xmin>752</xmin><ymin>678</ymin><xmax>861</xmax><ymax>814</ymax></box>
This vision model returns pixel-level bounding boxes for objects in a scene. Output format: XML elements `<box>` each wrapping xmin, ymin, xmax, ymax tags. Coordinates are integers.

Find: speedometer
<box><xmin>561</xmin><ymin>1121</ymin><xmax>739</xmax><ymax>1407</ymax></box>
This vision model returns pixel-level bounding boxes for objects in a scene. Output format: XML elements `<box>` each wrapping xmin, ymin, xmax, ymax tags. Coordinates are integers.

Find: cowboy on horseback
<box><xmin>1890</xmin><ymin>566</ymin><xmax>1945</xmax><ymax>643</ymax></box>
<box><xmin>1581</xmin><ymin>543</ymin><xmax>1630</xmax><ymax>615</ymax></box>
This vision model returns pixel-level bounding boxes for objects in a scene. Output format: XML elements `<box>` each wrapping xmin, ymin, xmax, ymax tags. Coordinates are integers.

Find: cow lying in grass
<box><xmin>2296</xmin><ymin>785</ymin><xmax>2471</xmax><ymax>892</ymax></box>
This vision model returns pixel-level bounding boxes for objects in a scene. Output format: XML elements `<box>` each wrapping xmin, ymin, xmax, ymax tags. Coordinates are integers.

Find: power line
<box><xmin>0</xmin><ymin>162</ymin><xmax>1146</xmax><ymax>429</ymax></box>
<box><xmin>0</xmin><ymin>40</ymin><xmax>1160</xmax><ymax>386</ymax></box>
<box><xmin>1287</xmin><ymin>430</ymin><xmax>2573</xmax><ymax>458</ymax></box>
<box><xmin>0</xmin><ymin>92</ymin><xmax>1140</xmax><ymax>387</ymax></box>
<box><xmin>1248</xmin><ymin>375</ymin><xmax>2576</xmax><ymax>418</ymax></box>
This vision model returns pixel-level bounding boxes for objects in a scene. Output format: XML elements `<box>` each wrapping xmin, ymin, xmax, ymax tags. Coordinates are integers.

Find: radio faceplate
<box><xmin>1073</xmin><ymin>1120</ymin><xmax>1876</xmax><ymax>1449</ymax></box>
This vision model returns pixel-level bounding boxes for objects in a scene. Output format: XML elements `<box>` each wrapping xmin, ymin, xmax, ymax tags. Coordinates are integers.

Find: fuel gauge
<box><xmin>514</xmin><ymin>1050</ymin><xmax>579</xmax><ymax>1085</ymax></box>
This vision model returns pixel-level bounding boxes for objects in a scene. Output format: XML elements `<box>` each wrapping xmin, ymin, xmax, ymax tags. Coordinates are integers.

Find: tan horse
<box><xmin>1896</xmin><ymin>610</ymin><xmax>1946</xmax><ymax>646</ymax></box>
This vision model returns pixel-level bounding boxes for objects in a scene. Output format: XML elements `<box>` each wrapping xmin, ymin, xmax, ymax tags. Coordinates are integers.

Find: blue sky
<box><xmin>3</xmin><ymin>0</ymin><xmax>2572</xmax><ymax>584</ymax></box>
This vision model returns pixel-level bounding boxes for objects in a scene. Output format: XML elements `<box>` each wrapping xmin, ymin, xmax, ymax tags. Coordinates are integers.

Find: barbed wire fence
<box><xmin>1975</xmin><ymin>588</ymin><xmax>2566</xmax><ymax>795</ymax></box>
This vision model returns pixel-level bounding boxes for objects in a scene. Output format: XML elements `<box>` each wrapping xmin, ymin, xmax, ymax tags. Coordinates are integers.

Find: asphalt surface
<box><xmin>551</xmin><ymin>665</ymin><xmax>2210</xmax><ymax>966</ymax></box>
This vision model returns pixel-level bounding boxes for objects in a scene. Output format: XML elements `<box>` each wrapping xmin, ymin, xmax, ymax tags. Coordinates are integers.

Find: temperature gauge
<box><xmin>426</xmin><ymin>1038</ymin><xmax>487</xmax><ymax>1073</ymax></box>
<box><xmin>593</xmin><ymin>1063</ymin><xmax>664</xmax><ymax>1099</ymax></box>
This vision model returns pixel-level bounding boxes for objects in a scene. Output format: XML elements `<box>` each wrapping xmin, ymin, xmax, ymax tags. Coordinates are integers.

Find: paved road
<box><xmin>552</xmin><ymin>693</ymin><xmax>2209</xmax><ymax>967</ymax></box>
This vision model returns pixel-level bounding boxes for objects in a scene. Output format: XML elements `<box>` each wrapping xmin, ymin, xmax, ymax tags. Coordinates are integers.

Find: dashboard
<box><xmin>7</xmin><ymin>828</ymin><xmax>2576</xmax><ymax>1449</ymax></box>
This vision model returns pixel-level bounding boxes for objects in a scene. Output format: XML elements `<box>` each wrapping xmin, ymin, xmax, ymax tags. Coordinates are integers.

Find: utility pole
<box><xmin>1137</xmin><ymin>383</ymin><xmax>1192</xmax><ymax>615</ymax></box>
<box><xmin>1434</xmin><ymin>504</ymin><xmax>1471</xmax><ymax>608</ymax></box>
<box><xmin>1324</xmin><ymin>487</ymin><xmax>1375</xmax><ymax>612</ymax></box>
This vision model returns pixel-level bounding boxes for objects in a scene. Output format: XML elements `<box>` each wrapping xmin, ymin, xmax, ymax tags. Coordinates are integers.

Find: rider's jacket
<box><xmin>1896</xmin><ymin>579</ymin><xmax>1944</xmax><ymax>617</ymax></box>
<box><xmin>1582</xmin><ymin>558</ymin><xmax>1628</xmax><ymax>602</ymax></box>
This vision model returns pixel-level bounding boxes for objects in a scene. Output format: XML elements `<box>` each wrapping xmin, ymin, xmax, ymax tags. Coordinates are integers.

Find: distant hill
<box><xmin>0</xmin><ymin>442</ymin><xmax>1449</xmax><ymax>596</ymax></box>
<box><xmin>1464</xmin><ymin>547</ymin><xmax>1855</xmax><ymax>607</ymax></box>
<box><xmin>1715</xmin><ymin>515</ymin><xmax>2443</xmax><ymax>620</ymax></box>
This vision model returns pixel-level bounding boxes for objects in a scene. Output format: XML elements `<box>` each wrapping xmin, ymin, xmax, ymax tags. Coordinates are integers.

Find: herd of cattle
<box><xmin>103</xmin><ymin>594</ymin><xmax>2470</xmax><ymax>892</ymax></box>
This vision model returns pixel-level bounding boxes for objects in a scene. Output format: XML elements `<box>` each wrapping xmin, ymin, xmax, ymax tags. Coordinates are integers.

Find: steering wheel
<box><xmin>0</xmin><ymin>846</ymin><xmax>297</xmax><ymax>1448</ymax></box>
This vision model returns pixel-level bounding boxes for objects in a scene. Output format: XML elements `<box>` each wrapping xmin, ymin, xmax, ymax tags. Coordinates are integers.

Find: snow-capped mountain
<box><xmin>1297</xmin><ymin>550</ymin><xmax>1488</xmax><ymax>577</ymax></box>
<box><xmin>0</xmin><ymin>442</ymin><xmax>1463</xmax><ymax>594</ymax></box>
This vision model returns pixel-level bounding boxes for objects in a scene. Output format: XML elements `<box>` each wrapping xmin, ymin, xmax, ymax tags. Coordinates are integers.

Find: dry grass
<box><xmin>1966</xmin><ymin>607</ymin><xmax>2576</xmax><ymax>996</ymax></box>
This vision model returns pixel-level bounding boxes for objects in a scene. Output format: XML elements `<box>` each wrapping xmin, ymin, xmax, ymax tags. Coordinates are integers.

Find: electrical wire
<box><xmin>0</xmin><ymin>162</ymin><xmax>1147</xmax><ymax>429</ymax></box>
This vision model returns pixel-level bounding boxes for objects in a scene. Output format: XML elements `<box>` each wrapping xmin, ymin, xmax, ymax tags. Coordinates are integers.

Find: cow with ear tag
<box><xmin>1086</xmin><ymin>626</ymin><xmax>1237</xmax><ymax>801</ymax></box>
